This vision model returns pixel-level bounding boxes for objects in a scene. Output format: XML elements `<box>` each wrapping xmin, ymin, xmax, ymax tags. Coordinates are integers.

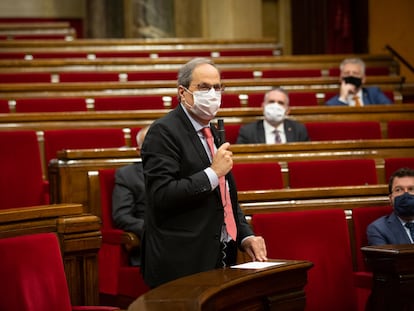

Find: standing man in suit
<box><xmin>367</xmin><ymin>167</ymin><xmax>414</xmax><ymax>245</ymax></box>
<box><xmin>326</xmin><ymin>57</ymin><xmax>392</xmax><ymax>106</ymax></box>
<box><xmin>141</xmin><ymin>57</ymin><xmax>267</xmax><ymax>288</ymax></box>
<box><xmin>236</xmin><ymin>87</ymin><xmax>309</xmax><ymax>144</ymax></box>
<box><xmin>112</xmin><ymin>126</ymin><xmax>149</xmax><ymax>266</ymax></box>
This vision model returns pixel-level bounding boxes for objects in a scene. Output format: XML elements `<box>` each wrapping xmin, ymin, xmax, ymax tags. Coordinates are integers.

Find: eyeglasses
<box><xmin>392</xmin><ymin>186</ymin><xmax>414</xmax><ymax>195</ymax></box>
<box><xmin>189</xmin><ymin>83</ymin><xmax>225</xmax><ymax>93</ymax></box>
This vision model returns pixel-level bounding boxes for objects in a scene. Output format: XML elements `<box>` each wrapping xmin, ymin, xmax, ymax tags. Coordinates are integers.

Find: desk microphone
<box><xmin>217</xmin><ymin>119</ymin><xmax>226</xmax><ymax>146</ymax></box>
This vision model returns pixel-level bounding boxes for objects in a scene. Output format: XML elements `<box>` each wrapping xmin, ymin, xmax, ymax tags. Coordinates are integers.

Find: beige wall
<box><xmin>369</xmin><ymin>0</ymin><xmax>414</xmax><ymax>83</ymax></box>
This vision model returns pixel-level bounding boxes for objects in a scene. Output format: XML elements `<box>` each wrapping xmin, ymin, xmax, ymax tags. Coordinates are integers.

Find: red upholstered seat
<box><xmin>0</xmin><ymin>130</ymin><xmax>49</xmax><ymax>209</ymax></box>
<box><xmin>58</xmin><ymin>72</ymin><xmax>121</xmax><ymax>82</ymax></box>
<box><xmin>288</xmin><ymin>92</ymin><xmax>319</xmax><ymax>106</ymax></box>
<box><xmin>0</xmin><ymin>72</ymin><xmax>51</xmax><ymax>83</ymax></box>
<box><xmin>43</xmin><ymin>128</ymin><xmax>127</xmax><ymax>165</ymax></box>
<box><xmin>305</xmin><ymin>121</ymin><xmax>382</xmax><ymax>141</ymax></box>
<box><xmin>223</xmin><ymin>124</ymin><xmax>241</xmax><ymax>144</ymax></box>
<box><xmin>252</xmin><ymin>209</ymin><xmax>357</xmax><ymax>311</ymax></box>
<box><xmin>384</xmin><ymin>157</ymin><xmax>414</xmax><ymax>181</ymax></box>
<box><xmin>126</xmin><ymin>71</ymin><xmax>178</xmax><ymax>81</ymax></box>
<box><xmin>288</xmin><ymin>159</ymin><xmax>378</xmax><ymax>188</ymax></box>
<box><xmin>0</xmin><ymin>99</ymin><xmax>9</xmax><ymax>113</ymax></box>
<box><xmin>351</xmin><ymin>206</ymin><xmax>393</xmax><ymax>311</ymax></box>
<box><xmin>221</xmin><ymin>94</ymin><xmax>242</xmax><ymax>108</ymax></box>
<box><xmin>93</xmin><ymin>95</ymin><xmax>168</xmax><ymax>110</ymax></box>
<box><xmin>130</xmin><ymin>127</ymin><xmax>143</xmax><ymax>147</ymax></box>
<box><xmin>261</xmin><ymin>68</ymin><xmax>322</xmax><ymax>78</ymax></box>
<box><xmin>221</xmin><ymin>70</ymin><xmax>255</xmax><ymax>79</ymax></box>
<box><xmin>0</xmin><ymin>233</ymin><xmax>119</xmax><ymax>311</ymax></box>
<box><xmin>97</xmin><ymin>169</ymin><xmax>149</xmax><ymax>307</ymax></box>
<box><xmin>15</xmin><ymin>97</ymin><xmax>88</xmax><ymax>112</ymax></box>
<box><xmin>246</xmin><ymin>92</ymin><xmax>265</xmax><ymax>107</ymax></box>
<box><xmin>387</xmin><ymin>120</ymin><xmax>414</xmax><ymax>138</ymax></box>
<box><xmin>232</xmin><ymin>162</ymin><xmax>284</xmax><ymax>191</ymax></box>
<box><xmin>328</xmin><ymin>67</ymin><xmax>391</xmax><ymax>77</ymax></box>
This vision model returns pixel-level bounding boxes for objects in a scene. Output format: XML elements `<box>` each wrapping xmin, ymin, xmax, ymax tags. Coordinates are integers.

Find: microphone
<box><xmin>217</xmin><ymin>118</ymin><xmax>226</xmax><ymax>146</ymax></box>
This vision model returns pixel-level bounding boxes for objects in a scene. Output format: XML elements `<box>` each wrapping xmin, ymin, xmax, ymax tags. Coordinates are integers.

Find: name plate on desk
<box><xmin>128</xmin><ymin>259</ymin><xmax>313</xmax><ymax>311</ymax></box>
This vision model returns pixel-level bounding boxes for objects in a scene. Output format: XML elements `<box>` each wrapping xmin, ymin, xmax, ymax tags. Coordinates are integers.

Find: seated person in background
<box><xmin>367</xmin><ymin>167</ymin><xmax>414</xmax><ymax>245</ymax></box>
<box><xmin>326</xmin><ymin>57</ymin><xmax>392</xmax><ymax>106</ymax></box>
<box><xmin>112</xmin><ymin>126</ymin><xmax>149</xmax><ymax>266</ymax></box>
<box><xmin>236</xmin><ymin>87</ymin><xmax>309</xmax><ymax>144</ymax></box>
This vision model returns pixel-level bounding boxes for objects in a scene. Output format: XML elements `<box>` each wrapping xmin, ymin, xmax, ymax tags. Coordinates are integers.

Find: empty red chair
<box><xmin>0</xmin><ymin>130</ymin><xmax>49</xmax><ymax>209</ymax></box>
<box><xmin>223</xmin><ymin>124</ymin><xmax>242</xmax><ymax>144</ymax></box>
<box><xmin>252</xmin><ymin>209</ymin><xmax>357</xmax><ymax>311</ymax></box>
<box><xmin>328</xmin><ymin>67</ymin><xmax>390</xmax><ymax>77</ymax></box>
<box><xmin>15</xmin><ymin>97</ymin><xmax>88</xmax><ymax>112</ymax></box>
<box><xmin>351</xmin><ymin>206</ymin><xmax>393</xmax><ymax>311</ymax></box>
<box><xmin>305</xmin><ymin>121</ymin><xmax>382</xmax><ymax>141</ymax></box>
<box><xmin>97</xmin><ymin>169</ymin><xmax>149</xmax><ymax>307</ymax></box>
<box><xmin>221</xmin><ymin>70</ymin><xmax>255</xmax><ymax>79</ymax></box>
<box><xmin>0</xmin><ymin>232</ymin><xmax>119</xmax><ymax>311</ymax></box>
<box><xmin>384</xmin><ymin>157</ymin><xmax>414</xmax><ymax>181</ymax></box>
<box><xmin>246</xmin><ymin>92</ymin><xmax>265</xmax><ymax>107</ymax></box>
<box><xmin>218</xmin><ymin>49</ymin><xmax>275</xmax><ymax>56</ymax></box>
<box><xmin>288</xmin><ymin>159</ymin><xmax>378</xmax><ymax>188</ymax></box>
<box><xmin>387</xmin><ymin>120</ymin><xmax>414</xmax><ymax>138</ymax></box>
<box><xmin>58</xmin><ymin>72</ymin><xmax>121</xmax><ymax>82</ymax></box>
<box><xmin>130</xmin><ymin>127</ymin><xmax>143</xmax><ymax>147</ymax></box>
<box><xmin>0</xmin><ymin>99</ymin><xmax>9</xmax><ymax>113</ymax></box>
<box><xmin>0</xmin><ymin>72</ymin><xmax>51</xmax><ymax>83</ymax></box>
<box><xmin>288</xmin><ymin>92</ymin><xmax>318</xmax><ymax>106</ymax></box>
<box><xmin>93</xmin><ymin>96</ymin><xmax>168</xmax><ymax>110</ymax></box>
<box><xmin>43</xmin><ymin>128</ymin><xmax>127</xmax><ymax>165</ymax></box>
<box><xmin>261</xmin><ymin>68</ymin><xmax>322</xmax><ymax>78</ymax></box>
<box><xmin>126</xmin><ymin>71</ymin><xmax>178</xmax><ymax>81</ymax></box>
<box><xmin>232</xmin><ymin>162</ymin><xmax>284</xmax><ymax>191</ymax></box>
<box><xmin>221</xmin><ymin>94</ymin><xmax>242</xmax><ymax>108</ymax></box>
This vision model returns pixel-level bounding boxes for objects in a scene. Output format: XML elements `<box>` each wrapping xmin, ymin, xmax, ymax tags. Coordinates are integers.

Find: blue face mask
<box><xmin>394</xmin><ymin>192</ymin><xmax>414</xmax><ymax>217</ymax></box>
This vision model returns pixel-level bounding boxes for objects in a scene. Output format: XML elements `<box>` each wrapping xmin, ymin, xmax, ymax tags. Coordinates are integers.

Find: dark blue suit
<box><xmin>236</xmin><ymin>119</ymin><xmax>309</xmax><ymax>144</ymax></box>
<box><xmin>326</xmin><ymin>87</ymin><xmax>392</xmax><ymax>106</ymax></box>
<box><xmin>367</xmin><ymin>212</ymin><xmax>412</xmax><ymax>245</ymax></box>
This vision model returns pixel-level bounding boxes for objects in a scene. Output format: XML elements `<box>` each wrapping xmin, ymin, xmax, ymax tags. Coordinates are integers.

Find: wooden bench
<box><xmin>48</xmin><ymin>138</ymin><xmax>413</xmax><ymax>215</ymax></box>
<box><xmin>0</xmin><ymin>104</ymin><xmax>412</xmax><ymax>137</ymax></box>
<box><xmin>0</xmin><ymin>75</ymin><xmax>404</xmax><ymax>99</ymax></box>
<box><xmin>0</xmin><ymin>22</ymin><xmax>76</xmax><ymax>41</ymax></box>
<box><xmin>0</xmin><ymin>203</ymin><xmax>101</xmax><ymax>306</ymax></box>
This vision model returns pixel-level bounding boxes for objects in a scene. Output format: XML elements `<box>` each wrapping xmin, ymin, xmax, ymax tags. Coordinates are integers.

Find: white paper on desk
<box><xmin>230</xmin><ymin>261</ymin><xmax>285</xmax><ymax>269</ymax></box>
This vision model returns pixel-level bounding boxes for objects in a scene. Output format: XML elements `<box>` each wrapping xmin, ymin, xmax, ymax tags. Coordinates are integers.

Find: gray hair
<box><xmin>339</xmin><ymin>58</ymin><xmax>366</xmax><ymax>75</ymax></box>
<box><xmin>264</xmin><ymin>87</ymin><xmax>290</xmax><ymax>106</ymax></box>
<box><xmin>177</xmin><ymin>57</ymin><xmax>218</xmax><ymax>88</ymax></box>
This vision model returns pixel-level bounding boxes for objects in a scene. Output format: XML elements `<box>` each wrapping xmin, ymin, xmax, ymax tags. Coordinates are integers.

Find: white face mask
<box><xmin>189</xmin><ymin>88</ymin><xmax>221</xmax><ymax>120</ymax></box>
<box><xmin>264</xmin><ymin>103</ymin><xmax>286</xmax><ymax>124</ymax></box>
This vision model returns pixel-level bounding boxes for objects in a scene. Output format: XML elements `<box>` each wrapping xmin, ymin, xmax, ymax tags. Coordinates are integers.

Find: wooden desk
<box><xmin>362</xmin><ymin>244</ymin><xmax>414</xmax><ymax>311</ymax></box>
<box><xmin>0</xmin><ymin>203</ymin><xmax>101</xmax><ymax>306</ymax></box>
<box><xmin>127</xmin><ymin>260</ymin><xmax>313</xmax><ymax>311</ymax></box>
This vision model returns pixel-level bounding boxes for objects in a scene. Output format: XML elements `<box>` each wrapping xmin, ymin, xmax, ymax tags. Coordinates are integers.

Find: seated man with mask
<box><xmin>367</xmin><ymin>167</ymin><xmax>414</xmax><ymax>245</ymax></box>
<box><xmin>236</xmin><ymin>87</ymin><xmax>309</xmax><ymax>144</ymax></box>
<box><xmin>326</xmin><ymin>57</ymin><xmax>392</xmax><ymax>106</ymax></box>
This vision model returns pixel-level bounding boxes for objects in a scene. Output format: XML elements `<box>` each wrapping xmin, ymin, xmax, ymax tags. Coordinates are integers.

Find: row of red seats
<box><xmin>252</xmin><ymin>205</ymin><xmax>393</xmax><ymax>311</ymax></box>
<box><xmin>225</xmin><ymin>120</ymin><xmax>414</xmax><ymax>142</ymax></box>
<box><xmin>0</xmin><ymin>67</ymin><xmax>393</xmax><ymax>83</ymax></box>
<box><xmin>0</xmin><ymin>91</ymin><xmax>398</xmax><ymax>113</ymax></box>
<box><xmin>0</xmin><ymin>48</ymin><xmax>278</xmax><ymax>60</ymax></box>
<box><xmin>2</xmin><ymin>129</ymin><xmax>414</xmax><ymax>210</ymax></box>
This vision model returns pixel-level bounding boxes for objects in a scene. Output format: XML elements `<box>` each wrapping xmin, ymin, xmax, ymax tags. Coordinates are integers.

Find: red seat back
<box><xmin>0</xmin><ymin>99</ymin><xmax>9</xmax><ymax>113</ymax></box>
<box><xmin>384</xmin><ymin>157</ymin><xmax>414</xmax><ymax>182</ymax></box>
<box><xmin>43</xmin><ymin>128</ymin><xmax>126</xmax><ymax>165</ymax></box>
<box><xmin>15</xmin><ymin>97</ymin><xmax>88</xmax><ymax>112</ymax></box>
<box><xmin>289</xmin><ymin>92</ymin><xmax>319</xmax><ymax>106</ymax></box>
<box><xmin>231</xmin><ymin>162</ymin><xmax>284</xmax><ymax>191</ymax></box>
<box><xmin>223</xmin><ymin>124</ymin><xmax>241</xmax><ymax>144</ymax></box>
<box><xmin>0</xmin><ymin>233</ymin><xmax>72</xmax><ymax>311</ymax></box>
<box><xmin>352</xmin><ymin>206</ymin><xmax>393</xmax><ymax>271</ymax></box>
<box><xmin>288</xmin><ymin>159</ymin><xmax>378</xmax><ymax>188</ymax></box>
<box><xmin>0</xmin><ymin>130</ymin><xmax>49</xmax><ymax>209</ymax></box>
<box><xmin>305</xmin><ymin>121</ymin><xmax>382</xmax><ymax>141</ymax></box>
<box><xmin>93</xmin><ymin>96</ymin><xmax>167</xmax><ymax>110</ymax></box>
<box><xmin>252</xmin><ymin>209</ymin><xmax>357</xmax><ymax>311</ymax></box>
<box><xmin>387</xmin><ymin>120</ymin><xmax>414</xmax><ymax>138</ymax></box>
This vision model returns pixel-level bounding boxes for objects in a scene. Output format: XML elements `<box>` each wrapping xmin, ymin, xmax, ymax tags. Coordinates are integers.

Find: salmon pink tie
<box><xmin>202</xmin><ymin>127</ymin><xmax>237</xmax><ymax>241</ymax></box>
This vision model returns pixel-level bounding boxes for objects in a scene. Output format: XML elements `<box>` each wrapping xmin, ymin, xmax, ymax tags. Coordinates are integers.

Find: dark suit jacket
<box><xmin>326</xmin><ymin>86</ymin><xmax>392</xmax><ymax>106</ymax></box>
<box><xmin>236</xmin><ymin>118</ymin><xmax>309</xmax><ymax>144</ymax></box>
<box><xmin>141</xmin><ymin>104</ymin><xmax>254</xmax><ymax>288</ymax></box>
<box><xmin>367</xmin><ymin>212</ymin><xmax>412</xmax><ymax>246</ymax></box>
<box><xmin>112</xmin><ymin>162</ymin><xmax>146</xmax><ymax>265</ymax></box>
